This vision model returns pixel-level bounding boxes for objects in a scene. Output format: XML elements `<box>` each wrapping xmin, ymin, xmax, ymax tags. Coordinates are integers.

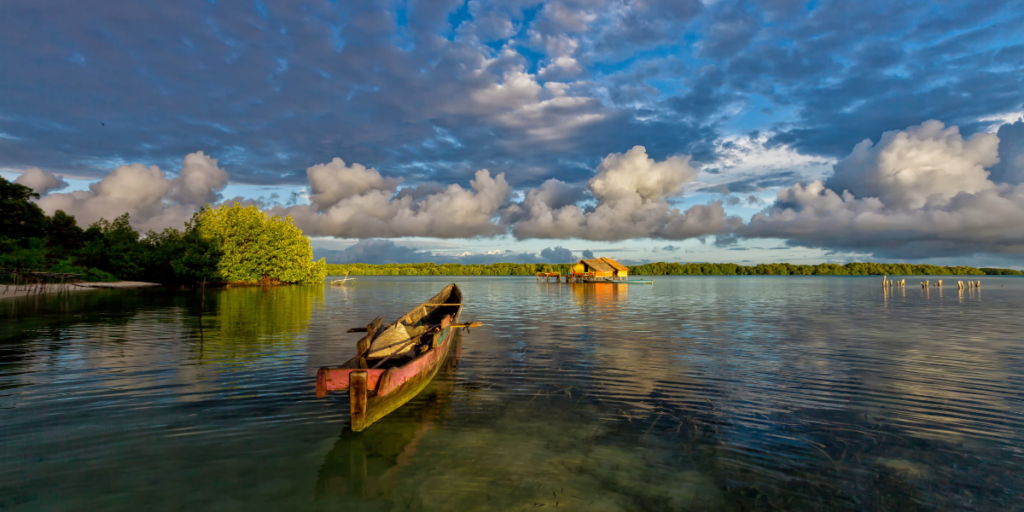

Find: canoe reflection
<box><xmin>314</xmin><ymin>332</ymin><xmax>461</xmax><ymax>501</ymax></box>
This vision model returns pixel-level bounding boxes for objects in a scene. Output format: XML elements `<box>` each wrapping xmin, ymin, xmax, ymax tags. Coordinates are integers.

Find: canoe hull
<box><xmin>316</xmin><ymin>283</ymin><xmax>463</xmax><ymax>432</ymax></box>
<box><xmin>314</xmin><ymin>336</ymin><xmax>461</xmax><ymax>500</ymax></box>
<box><xmin>353</xmin><ymin>322</ymin><xmax>457</xmax><ymax>431</ymax></box>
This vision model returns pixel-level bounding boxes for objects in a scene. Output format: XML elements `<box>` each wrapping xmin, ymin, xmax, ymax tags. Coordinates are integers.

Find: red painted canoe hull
<box><xmin>315</xmin><ymin>315</ymin><xmax>455</xmax><ymax>398</ymax></box>
<box><xmin>315</xmin><ymin>284</ymin><xmax>463</xmax><ymax>431</ymax></box>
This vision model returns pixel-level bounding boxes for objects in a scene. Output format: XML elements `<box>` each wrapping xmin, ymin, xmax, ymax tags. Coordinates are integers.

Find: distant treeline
<box><xmin>628</xmin><ymin>262</ymin><xmax>1019</xmax><ymax>276</ymax></box>
<box><xmin>327</xmin><ymin>262</ymin><xmax>1022</xmax><ymax>277</ymax></box>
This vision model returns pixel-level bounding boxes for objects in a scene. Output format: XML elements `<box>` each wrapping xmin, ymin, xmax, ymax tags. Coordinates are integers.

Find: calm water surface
<box><xmin>2</xmin><ymin>276</ymin><xmax>1023</xmax><ymax>511</ymax></box>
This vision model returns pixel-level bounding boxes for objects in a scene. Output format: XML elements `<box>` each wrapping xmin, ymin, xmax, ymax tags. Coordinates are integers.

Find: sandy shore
<box><xmin>0</xmin><ymin>281</ymin><xmax>160</xmax><ymax>300</ymax></box>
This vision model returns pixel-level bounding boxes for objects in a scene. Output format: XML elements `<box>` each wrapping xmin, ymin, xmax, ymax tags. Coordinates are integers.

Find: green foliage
<box><xmin>197</xmin><ymin>204</ymin><xmax>327</xmax><ymax>284</ymax></box>
<box><xmin>73</xmin><ymin>211</ymin><xmax>223</xmax><ymax>285</ymax></box>
<box><xmin>45</xmin><ymin>258</ymin><xmax>118</xmax><ymax>282</ymax></box>
<box><xmin>169</xmin><ymin>214</ymin><xmax>224</xmax><ymax>284</ymax></box>
<box><xmin>85</xmin><ymin>268</ymin><xmax>119</xmax><ymax>282</ymax></box>
<box><xmin>79</xmin><ymin>214</ymin><xmax>148</xmax><ymax>280</ymax></box>
<box><xmin>48</xmin><ymin>258</ymin><xmax>81</xmax><ymax>274</ymax></box>
<box><xmin>0</xmin><ymin>177</ymin><xmax>47</xmax><ymax>245</ymax></box>
<box><xmin>86</xmin><ymin>268</ymin><xmax>118</xmax><ymax>282</ymax></box>
<box><xmin>45</xmin><ymin>210</ymin><xmax>85</xmax><ymax>254</ymax></box>
<box><xmin>0</xmin><ymin>185</ymin><xmax>323</xmax><ymax>285</ymax></box>
<box><xmin>0</xmin><ymin>237</ymin><xmax>48</xmax><ymax>269</ymax></box>
<box><xmin>325</xmin><ymin>261</ymin><xmax>1013</xmax><ymax>277</ymax></box>
<box><xmin>980</xmin><ymin>267</ymin><xmax>1024</xmax><ymax>275</ymax></box>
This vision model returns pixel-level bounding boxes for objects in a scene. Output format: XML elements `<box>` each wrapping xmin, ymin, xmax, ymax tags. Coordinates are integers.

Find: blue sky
<box><xmin>2</xmin><ymin>0</ymin><xmax>1023</xmax><ymax>267</ymax></box>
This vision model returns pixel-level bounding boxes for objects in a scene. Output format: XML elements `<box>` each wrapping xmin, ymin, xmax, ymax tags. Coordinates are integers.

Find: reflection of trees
<box><xmin>2</xmin><ymin>289</ymin><xmax>156</xmax><ymax>388</ymax></box>
<box><xmin>315</xmin><ymin>333</ymin><xmax>460</xmax><ymax>502</ymax></box>
<box><xmin>1</xmin><ymin>288</ymin><xmax>148</xmax><ymax>341</ymax></box>
<box><xmin>200</xmin><ymin>285</ymin><xmax>325</xmax><ymax>357</ymax></box>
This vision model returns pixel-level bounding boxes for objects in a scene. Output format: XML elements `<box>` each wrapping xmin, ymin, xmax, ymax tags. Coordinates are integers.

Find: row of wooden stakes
<box><xmin>882</xmin><ymin>276</ymin><xmax>905</xmax><ymax>288</ymax></box>
<box><xmin>883</xmin><ymin>276</ymin><xmax>982</xmax><ymax>289</ymax></box>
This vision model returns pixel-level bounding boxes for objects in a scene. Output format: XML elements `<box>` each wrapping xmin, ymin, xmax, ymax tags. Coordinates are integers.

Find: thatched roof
<box><xmin>580</xmin><ymin>258</ymin><xmax>614</xmax><ymax>272</ymax></box>
<box><xmin>601</xmin><ymin>257</ymin><xmax>629</xmax><ymax>272</ymax></box>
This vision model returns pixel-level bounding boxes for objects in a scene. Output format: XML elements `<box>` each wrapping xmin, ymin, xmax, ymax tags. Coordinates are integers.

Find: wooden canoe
<box><xmin>315</xmin><ymin>283</ymin><xmax>464</xmax><ymax>432</ymax></box>
<box><xmin>315</xmin><ymin>332</ymin><xmax>461</xmax><ymax>500</ymax></box>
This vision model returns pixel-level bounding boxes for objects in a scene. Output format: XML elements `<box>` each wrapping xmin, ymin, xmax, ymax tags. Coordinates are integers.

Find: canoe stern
<box><xmin>316</xmin><ymin>367</ymin><xmax>386</xmax><ymax>398</ymax></box>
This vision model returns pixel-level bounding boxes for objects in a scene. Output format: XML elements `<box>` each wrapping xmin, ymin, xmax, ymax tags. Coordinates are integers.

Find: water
<box><xmin>2</xmin><ymin>276</ymin><xmax>1023</xmax><ymax>511</ymax></box>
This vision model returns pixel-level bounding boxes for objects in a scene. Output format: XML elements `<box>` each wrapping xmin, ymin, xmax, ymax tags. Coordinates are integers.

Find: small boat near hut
<box><xmin>315</xmin><ymin>283</ymin><xmax>480</xmax><ymax>431</ymax></box>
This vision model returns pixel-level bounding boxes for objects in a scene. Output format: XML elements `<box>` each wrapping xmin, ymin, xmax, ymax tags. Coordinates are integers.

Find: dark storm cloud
<box><xmin>540</xmin><ymin>246</ymin><xmax>574</xmax><ymax>263</ymax></box>
<box><xmin>714</xmin><ymin>171</ymin><xmax>801</xmax><ymax>193</ymax></box>
<box><xmin>714</xmin><ymin>234</ymin><xmax>739</xmax><ymax>247</ymax></box>
<box><xmin>314</xmin><ymin>239</ymin><xmax>578</xmax><ymax>264</ymax></box>
<box><xmin>314</xmin><ymin>240</ymin><xmax>434</xmax><ymax>265</ymax></box>
<box><xmin>698</xmin><ymin>0</ymin><xmax>760</xmax><ymax>59</ymax></box>
<box><xmin>0</xmin><ymin>0</ymin><xmax>728</xmax><ymax>188</ymax></box>
<box><xmin>746</xmin><ymin>1</ymin><xmax>1024</xmax><ymax>157</ymax></box>
<box><xmin>666</xmin><ymin>67</ymin><xmax>743</xmax><ymax>124</ymax></box>
<box><xmin>593</xmin><ymin>0</ymin><xmax>704</xmax><ymax>51</ymax></box>
<box><xmin>3</xmin><ymin>0</ymin><xmax>1022</xmax><ymax>236</ymax></box>
<box><xmin>989</xmin><ymin>118</ymin><xmax>1024</xmax><ymax>185</ymax></box>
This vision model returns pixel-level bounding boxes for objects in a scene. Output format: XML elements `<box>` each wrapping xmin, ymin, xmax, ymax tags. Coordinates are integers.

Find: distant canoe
<box><xmin>315</xmin><ymin>283</ymin><xmax>465</xmax><ymax>432</ymax></box>
<box><xmin>330</xmin><ymin>272</ymin><xmax>355</xmax><ymax>285</ymax></box>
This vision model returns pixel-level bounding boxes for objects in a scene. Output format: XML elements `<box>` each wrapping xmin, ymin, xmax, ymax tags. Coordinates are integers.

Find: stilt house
<box><xmin>571</xmin><ymin>257</ymin><xmax>629</xmax><ymax>281</ymax></box>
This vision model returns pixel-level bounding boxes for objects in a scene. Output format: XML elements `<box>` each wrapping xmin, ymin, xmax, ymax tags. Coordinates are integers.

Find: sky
<box><xmin>2</xmin><ymin>0</ymin><xmax>1023</xmax><ymax>267</ymax></box>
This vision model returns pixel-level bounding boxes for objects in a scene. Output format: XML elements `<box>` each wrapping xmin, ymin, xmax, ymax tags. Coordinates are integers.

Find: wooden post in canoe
<box><xmin>350</xmin><ymin>371</ymin><xmax>368</xmax><ymax>430</ymax></box>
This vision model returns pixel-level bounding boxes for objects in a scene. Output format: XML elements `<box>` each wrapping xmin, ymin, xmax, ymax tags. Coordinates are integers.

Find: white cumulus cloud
<box><xmin>277</xmin><ymin>166</ymin><xmax>511</xmax><ymax>238</ymax></box>
<box><xmin>538</xmin><ymin>56</ymin><xmax>584</xmax><ymax>80</ymax></box>
<box><xmin>740</xmin><ymin>120</ymin><xmax>1024</xmax><ymax>258</ymax></box>
<box><xmin>306</xmin><ymin>158</ymin><xmax>402</xmax><ymax>211</ymax></box>
<box><xmin>14</xmin><ymin>168</ymin><xmax>69</xmax><ymax>196</ymax></box>
<box><xmin>36</xmin><ymin>151</ymin><xmax>229</xmax><ymax>232</ymax></box>
<box><xmin>825</xmin><ymin>120</ymin><xmax>998</xmax><ymax>210</ymax></box>
<box><xmin>510</xmin><ymin>145</ymin><xmax>738</xmax><ymax>240</ymax></box>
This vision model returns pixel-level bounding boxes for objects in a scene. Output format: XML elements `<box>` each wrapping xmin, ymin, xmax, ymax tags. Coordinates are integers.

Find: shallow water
<box><xmin>2</xmin><ymin>276</ymin><xmax>1023</xmax><ymax>511</ymax></box>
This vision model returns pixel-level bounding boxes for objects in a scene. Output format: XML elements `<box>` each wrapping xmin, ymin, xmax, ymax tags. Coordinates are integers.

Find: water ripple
<box><xmin>2</xmin><ymin>276</ymin><xmax>1023</xmax><ymax>510</ymax></box>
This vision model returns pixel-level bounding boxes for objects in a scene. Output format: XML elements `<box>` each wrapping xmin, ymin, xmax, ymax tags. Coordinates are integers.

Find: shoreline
<box><xmin>0</xmin><ymin>281</ymin><xmax>161</xmax><ymax>300</ymax></box>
